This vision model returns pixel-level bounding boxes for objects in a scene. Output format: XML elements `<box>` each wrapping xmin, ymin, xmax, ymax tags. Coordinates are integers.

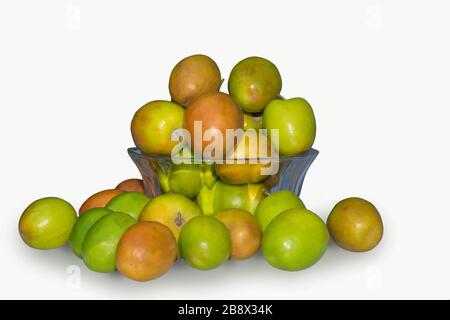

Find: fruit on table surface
<box><xmin>116</xmin><ymin>222</ymin><xmax>177</xmax><ymax>282</ymax></box>
<box><xmin>184</xmin><ymin>92</ymin><xmax>244</xmax><ymax>157</ymax></box>
<box><xmin>255</xmin><ymin>190</ymin><xmax>305</xmax><ymax>231</ymax></box>
<box><xmin>196</xmin><ymin>181</ymin><xmax>266</xmax><ymax>215</ymax></box>
<box><xmin>179</xmin><ymin>216</ymin><xmax>231</xmax><ymax>270</ymax></box>
<box><xmin>169</xmin><ymin>54</ymin><xmax>222</xmax><ymax>107</ymax></box>
<box><xmin>228</xmin><ymin>56</ymin><xmax>282</xmax><ymax>113</ymax></box>
<box><xmin>327</xmin><ymin>197</ymin><xmax>383</xmax><ymax>252</ymax></box>
<box><xmin>262</xmin><ymin>97</ymin><xmax>316</xmax><ymax>156</ymax></box>
<box><xmin>139</xmin><ymin>193</ymin><xmax>202</xmax><ymax>242</ymax></box>
<box><xmin>131</xmin><ymin>100</ymin><xmax>184</xmax><ymax>155</ymax></box>
<box><xmin>262</xmin><ymin>208</ymin><xmax>329</xmax><ymax>271</ymax></box>
<box><xmin>82</xmin><ymin>212</ymin><xmax>135</xmax><ymax>273</ymax></box>
<box><xmin>214</xmin><ymin>131</ymin><xmax>278</xmax><ymax>184</ymax></box>
<box><xmin>106</xmin><ymin>192</ymin><xmax>150</xmax><ymax>220</ymax></box>
<box><xmin>214</xmin><ymin>209</ymin><xmax>262</xmax><ymax>260</ymax></box>
<box><xmin>69</xmin><ymin>207</ymin><xmax>113</xmax><ymax>257</ymax></box>
<box><xmin>243</xmin><ymin>113</ymin><xmax>262</xmax><ymax>131</ymax></box>
<box><xmin>79</xmin><ymin>189</ymin><xmax>123</xmax><ymax>216</ymax></box>
<box><xmin>116</xmin><ymin>178</ymin><xmax>145</xmax><ymax>194</ymax></box>
<box><xmin>157</xmin><ymin>163</ymin><xmax>217</xmax><ymax>199</ymax></box>
<box><xmin>19</xmin><ymin>197</ymin><xmax>77</xmax><ymax>250</ymax></box>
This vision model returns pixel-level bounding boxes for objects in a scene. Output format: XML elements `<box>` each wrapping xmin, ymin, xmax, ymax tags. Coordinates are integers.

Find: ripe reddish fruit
<box><xmin>116</xmin><ymin>178</ymin><xmax>145</xmax><ymax>194</ymax></box>
<box><xmin>184</xmin><ymin>92</ymin><xmax>244</xmax><ymax>158</ymax></box>
<box><xmin>116</xmin><ymin>222</ymin><xmax>177</xmax><ymax>281</ymax></box>
<box><xmin>214</xmin><ymin>209</ymin><xmax>262</xmax><ymax>260</ymax></box>
<box><xmin>79</xmin><ymin>189</ymin><xmax>123</xmax><ymax>216</ymax></box>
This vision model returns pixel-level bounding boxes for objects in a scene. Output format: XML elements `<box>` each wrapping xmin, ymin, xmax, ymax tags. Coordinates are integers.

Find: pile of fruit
<box><xmin>18</xmin><ymin>55</ymin><xmax>383</xmax><ymax>282</ymax></box>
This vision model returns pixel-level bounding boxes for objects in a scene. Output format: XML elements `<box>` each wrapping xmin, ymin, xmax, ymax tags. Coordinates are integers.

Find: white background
<box><xmin>1</xmin><ymin>0</ymin><xmax>449</xmax><ymax>299</ymax></box>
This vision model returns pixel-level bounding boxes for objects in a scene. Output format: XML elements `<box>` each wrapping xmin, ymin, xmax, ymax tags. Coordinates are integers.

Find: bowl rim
<box><xmin>127</xmin><ymin>147</ymin><xmax>319</xmax><ymax>162</ymax></box>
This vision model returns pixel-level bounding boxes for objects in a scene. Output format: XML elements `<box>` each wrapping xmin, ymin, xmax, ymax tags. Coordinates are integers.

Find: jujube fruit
<box><xmin>169</xmin><ymin>54</ymin><xmax>222</xmax><ymax>107</ymax></box>
<box><xmin>327</xmin><ymin>197</ymin><xmax>383</xmax><ymax>252</ymax></box>
<box><xmin>116</xmin><ymin>222</ymin><xmax>177</xmax><ymax>281</ymax></box>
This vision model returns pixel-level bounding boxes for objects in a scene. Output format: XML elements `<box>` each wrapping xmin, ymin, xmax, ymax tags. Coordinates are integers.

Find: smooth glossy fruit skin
<box><xmin>82</xmin><ymin>212</ymin><xmax>135</xmax><ymax>273</ymax></box>
<box><xmin>228</xmin><ymin>56</ymin><xmax>282</xmax><ymax>113</ymax></box>
<box><xmin>139</xmin><ymin>193</ymin><xmax>202</xmax><ymax>242</ymax></box>
<box><xmin>157</xmin><ymin>163</ymin><xmax>217</xmax><ymax>199</ymax></box>
<box><xmin>179</xmin><ymin>216</ymin><xmax>231</xmax><ymax>270</ymax></box>
<box><xmin>116</xmin><ymin>178</ymin><xmax>145</xmax><ymax>194</ymax></box>
<box><xmin>116</xmin><ymin>222</ymin><xmax>177</xmax><ymax>282</ymax></box>
<box><xmin>184</xmin><ymin>92</ymin><xmax>244</xmax><ymax>157</ymax></box>
<box><xmin>131</xmin><ymin>100</ymin><xmax>184</xmax><ymax>155</ymax></box>
<box><xmin>19</xmin><ymin>197</ymin><xmax>77</xmax><ymax>250</ymax></box>
<box><xmin>262</xmin><ymin>208</ymin><xmax>329</xmax><ymax>271</ymax></box>
<box><xmin>79</xmin><ymin>189</ymin><xmax>123</xmax><ymax>216</ymax></box>
<box><xmin>214</xmin><ymin>131</ymin><xmax>277</xmax><ymax>184</ymax></box>
<box><xmin>69</xmin><ymin>208</ymin><xmax>113</xmax><ymax>257</ymax></box>
<box><xmin>255</xmin><ymin>190</ymin><xmax>305</xmax><ymax>231</ymax></box>
<box><xmin>169</xmin><ymin>54</ymin><xmax>222</xmax><ymax>107</ymax></box>
<box><xmin>327</xmin><ymin>197</ymin><xmax>383</xmax><ymax>252</ymax></box>
<box><xmin>214</xmin><ymin>209</ymin><xmax>262</xmax><ymax>260</ymax></box>
<box><xmin>263</xmin><ymin>97</ymin><xmax>316</xmax><ymax>156</ymax></box>
<box><xmin>243</xmin><ymin>113</ymin><xmax>262</xmax><ymax>131</ymax></box>
<box><xmin>197</xmin><ymin>181</ymin><xmax>266</xmax><ymax>215</ymax></box>
<box><xmin>106</xmin><ymin>192</ymin><xmax>150</xmax><ymax>220</ymax></box>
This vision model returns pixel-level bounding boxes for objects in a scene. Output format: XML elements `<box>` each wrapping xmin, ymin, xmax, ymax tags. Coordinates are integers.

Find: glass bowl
<box><xmin>128</xmin><ymin>147</ymin><xmax>319</xmax><ymax>199</ymax></box>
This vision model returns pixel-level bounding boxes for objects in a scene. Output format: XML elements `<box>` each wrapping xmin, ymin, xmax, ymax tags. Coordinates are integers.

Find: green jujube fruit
<box><xmin>255</xmin><ymin>190</ymin><xmax>306</xmax><ymax>231</ymax></box>
<box><xmin>106</xmin><ymin>192</ymin><xmax>150</xmax><ymax>220</ymax></box>
<box><xmin>69</xmin><ymin>207</ymin><xmax>113</xmax><ymax>257</ymax></box>
<box><xmin>197</xmin><ymin>181</ymin><xmax>266</xmax><ymax>215</ymax></box>
<box><xmin>262</xmin><ymin>208</ymin><xmax>329</xmax><ymax>271</ymax></box>
<box><xmin>179</xmin><ymin>216</ymin><xmax>231</xmax><ymax>270</ymax></box>
<box><xmin>82</xmin><ymin>212</ymin><xmax>135</xmax><ymax>273</ymax></box>
<box><xmin>157</xmin><ymin>163</ymin><xmax>217</xmax><ymax>199</ymax></box>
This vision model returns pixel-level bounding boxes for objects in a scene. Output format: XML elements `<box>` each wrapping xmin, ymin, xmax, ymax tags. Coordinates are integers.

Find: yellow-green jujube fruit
<box><xmin>19</xmin><ymin>197</ymin><xmax>77</xmax><ymax>250</ymax></box>
<box><xmin>131</xmin><ymin>100</ymin><xmax>184</xmax><ymax>155</ymax></box>
<box><xmin>262</xmin><ymin>97</ymin><xmax>316</xmax><ymax>156</ymax></box>
<box><xmin>228</xmin><ymin>56</ymin><xmax>282</xmax><ymax>113</ymax></box>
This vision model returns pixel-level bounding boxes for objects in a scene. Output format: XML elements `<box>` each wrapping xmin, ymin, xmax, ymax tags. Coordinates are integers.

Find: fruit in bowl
<box><xmin>169</xmin><ymin>54</ymin><xmax>222</xmax><ymax>107</ymax></box>
<box><xmin>263</xmin><ymin>97</ymin><xmax>316</xmax><ymax>156</ymax></box>
<box><xmin>131</xmin><ymin>100</ymin><xmax>184</xmax><ymax>155</ymax></box>
<box><xmin>214</xmin><ymin>130</ymin><xmax>278</xmax><ymax>185</ymax></box>
<box><xmin>228</xmin><ymin>56</ymin><xmax>282</xmax><ymax>113</ymax></box>
<box><xmin>243</xmin><ymin>113</ymin><xmax>262</xmax><ymax>131</ymax></box>
<box><xmin>19</xmin><ymin>54</ymin><xmax>387</xmax><ymax>283</ymax></box>
<box><xmin>184</xmin><ymin>92</ymin><xmax>244</xmax><ymax>158</ymax></box>
<box><xmin>197</xmin><ymin>181</ymin><xmax>266</xmax><ymax>215</ymax></box>
<box><xmin>156</xmin><ymin>162</ymin><xmax>217</xmax><ymax>199</ymax></box>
